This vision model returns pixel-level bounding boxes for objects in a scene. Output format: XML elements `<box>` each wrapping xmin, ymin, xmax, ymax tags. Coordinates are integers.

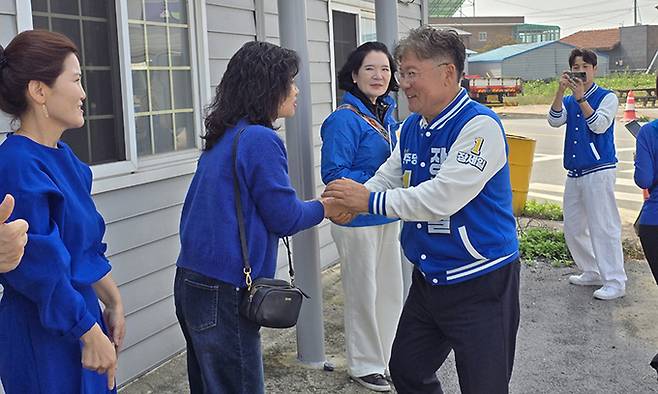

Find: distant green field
<box><xmin>511</xmin><ymin>73</ymin><xmax>656</xmax><ymax>105</ymax></box>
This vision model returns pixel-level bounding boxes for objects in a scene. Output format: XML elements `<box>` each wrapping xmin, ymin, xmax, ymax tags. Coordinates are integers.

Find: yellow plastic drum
<box><xmin>506</xmin><ymin>134</ymin><xmax>536</xmax><ymax>216</ymax></box>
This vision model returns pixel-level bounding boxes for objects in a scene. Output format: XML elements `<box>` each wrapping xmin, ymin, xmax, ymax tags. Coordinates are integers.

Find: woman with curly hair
<box><xmin>174</xmin><ymin>41</ymin><xmax>345</xmax><ymax>393</ymax></box>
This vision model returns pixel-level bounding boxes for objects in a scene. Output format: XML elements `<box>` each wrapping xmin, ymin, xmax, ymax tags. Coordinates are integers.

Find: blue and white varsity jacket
<box><xmin>365</xmin><ymin>88</ymin><xmax>519</xmax><ymax>285</ymax></box>
<box><xmin>548</xmin><ymin>83</ymin><xmax>619</xmax><ymax>177</ymax></box>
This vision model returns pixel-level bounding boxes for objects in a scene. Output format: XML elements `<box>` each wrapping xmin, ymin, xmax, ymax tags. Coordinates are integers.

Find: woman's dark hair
<box><xmin>0</xmin><ymin>30</ymin><xmax>78</xmax><ymax>119</ymax></box>
<box><xmin>569</xmin><ymin>48</ymin><xmax>597</xmax><ymax>67</ymax></box>
<box><xmin>338</xmin><ymin>41</ymin><xmax>398</xmax><ymax>94</ymax></box>
<box><xmin>203</xmin><ymin>41</ymin><xmax>299</xmax><ymax>150</ymax></box>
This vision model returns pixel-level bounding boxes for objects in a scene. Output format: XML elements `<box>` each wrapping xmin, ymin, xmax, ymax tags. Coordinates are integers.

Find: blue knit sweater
<box><xmin>177</xmin><ymin>120</ymin><xmax>325</xmax><ymax>287</ymax></box>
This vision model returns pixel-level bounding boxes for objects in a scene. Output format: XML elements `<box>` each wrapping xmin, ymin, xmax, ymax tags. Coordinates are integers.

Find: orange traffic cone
<box><xmin>623</xmin><ymin>90</ymin><xmax>637</xmax><ymax>121</ymax></box>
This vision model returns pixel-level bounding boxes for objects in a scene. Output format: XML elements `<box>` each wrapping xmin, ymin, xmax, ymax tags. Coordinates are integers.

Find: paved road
<box><xmin>501</xmin><ymin>117</ymin><xmax>642</xmax><ymax>223</ymax></box>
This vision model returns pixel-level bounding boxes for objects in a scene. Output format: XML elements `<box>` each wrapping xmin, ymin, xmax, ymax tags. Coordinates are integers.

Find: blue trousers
<box><xmin>389</xmin><ymin>261</ymin><xmax>520</xmax><ymax>394</ymax></box>
<box><xmin>174</xmin><ymin>267</ymin><xmax>264</xmax><ymax>394</ymax></box>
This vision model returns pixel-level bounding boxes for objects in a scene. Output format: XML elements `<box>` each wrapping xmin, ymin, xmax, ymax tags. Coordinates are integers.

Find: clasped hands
<box><xmin>319</xmin><ymin>178</ymin><xmax>371</xmax><ymax>225</ymax></box>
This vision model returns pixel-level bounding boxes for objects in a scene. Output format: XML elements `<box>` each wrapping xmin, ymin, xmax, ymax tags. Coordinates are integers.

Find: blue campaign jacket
<box><xmin>369</xmin><ymin>88</ymin><xmax>519</xmax><ymax>284</ymax></box>
<box><xmin>320</xmin><ymin>91</ymin><xmax>399</xmax><ymax>227</ymax></box>
<box><xmin>562</xmin><ymin>84</ymin><xmax>618</xmax><ymax>177</ymax></box>
<box><xmin>635</xmin><ymin>119</ymin><xmax>658</xmax><ymax>225</ymax></box>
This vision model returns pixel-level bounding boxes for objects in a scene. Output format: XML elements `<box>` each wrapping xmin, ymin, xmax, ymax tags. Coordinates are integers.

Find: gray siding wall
<box><xmin>396</xmin><ymin>0</ymin><xmax>422</xmax><ymax>119</ymax></box>
<box><xmin>620</xmin><ymin>25</ymin><xmax>649</xmax><ymax>71</ymax></box>
<box><xmin>397</xmin><ymin>0</ymin><xmax>422</xmax><ymax>37</ymax></box>
<box><xmin>647</xmin><ymin>26</ymin><xmax>658</xmax><ymax>71</ymax></box>
<box><xmin>497</xmin><ymin>43</ymin><xmax>608</xmax><ymax>80</ymax></box>
<box><xmin>606</xmin><ymin>47</ymin><xmax>625</xmax><ymax>71</ymax></box>
<box><xmin>0</xmin><ymin>1</ymin><xmax>17</xmax><ymax>135</ymax></box>
<box><xmin>503</xmin><ymin>43</ymin><xmax>574</xmax><ymax>80</ymax></box>
<box><xmin>97</xmin><ymin>174</ymin><xmax>193</xmax><ymax>383</ymax></box>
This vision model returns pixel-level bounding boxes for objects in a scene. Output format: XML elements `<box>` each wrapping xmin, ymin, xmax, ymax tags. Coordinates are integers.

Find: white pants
<box><xmin>563</xmin><ymin>169</ymin><xmax>627</xmax><ymax>290</ymax></box>
<box><xmin>331</xmin><ymin>222</ymin><xmax>404</xmax><ymax>377</ymax></box>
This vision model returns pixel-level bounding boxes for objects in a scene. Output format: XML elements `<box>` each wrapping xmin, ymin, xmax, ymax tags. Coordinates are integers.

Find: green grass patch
<box><xmin>519</xmin><ymin>227</ymin><xmax>572</xmax><ymax>267</ymax></box>
<box><xmin>522</xmin><ymin>200</ymin><xmax>564</xmax><ymax>221</ymax></box>
<box><xmin>521</xmin><ymin>72</ymin><xmax>656</xmax><ymax>99</ymax></box>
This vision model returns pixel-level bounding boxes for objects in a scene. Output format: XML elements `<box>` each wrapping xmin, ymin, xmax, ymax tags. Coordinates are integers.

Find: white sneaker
<box><xmin>569</xmin><ymin>272</ymin><xmax>603</xmax><ymax>286</ymax></box>
<box><xmin>593</xmin><ymin>285</ymin><xmax>625</xmax><ymax>300</ymax></box>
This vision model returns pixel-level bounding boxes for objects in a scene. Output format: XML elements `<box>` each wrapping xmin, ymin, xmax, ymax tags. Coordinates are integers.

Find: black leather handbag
<box><xmin>231</xmin><ymin>129</ymin><xmax>308</xmax><ymax>329</ymax></box>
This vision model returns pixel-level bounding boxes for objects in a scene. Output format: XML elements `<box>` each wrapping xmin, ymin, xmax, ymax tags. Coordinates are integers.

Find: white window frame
<box><xmin>15</xmin><ymin>0</ymin><xmax>210</xmax><ymax>188</ymax></box>
<box><xmin>15</xmin><ymin>0</ymin><xmax>33</xmax><ymax>32</ymax></box>
<box><xmin>129</xmin><ymin>0</ymin><xmax>205</xmax><ymax>169</ymax></box>
<box><xmin>328</xmin><ymin>2</ymin><xmax>375</xmax><ymax>109</ymax></box>
<box><xmin>479</xmin><ymin>31</ymin><xmax>487</xmax><ymax>41</ymax></box>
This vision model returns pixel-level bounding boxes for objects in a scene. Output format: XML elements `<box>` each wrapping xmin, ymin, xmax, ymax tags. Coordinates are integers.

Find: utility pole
<box><xmin>277</xmin><ymin>0</ymin><xmax>327</xmax><ymax>369</ymax></box>
<box><xmin>634</xmin><ymin>0</ymin><xmax>638</xmax><ymax>25</ymax></box>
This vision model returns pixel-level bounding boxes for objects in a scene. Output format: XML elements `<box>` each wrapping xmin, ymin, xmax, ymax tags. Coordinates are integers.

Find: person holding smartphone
<box><xmin>547</xmin><ymin>48</ymin><xmax>626</xmax><ymax>300</ymax></box>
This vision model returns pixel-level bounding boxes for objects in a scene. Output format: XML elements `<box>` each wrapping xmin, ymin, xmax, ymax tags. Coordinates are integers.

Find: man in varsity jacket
<box><xmin>323</xmin><ymin>26</ymin><xmax>520</xmax><ymax>393</ymax></box>
<box><xmin>548</xmin><ymin>48</ymin><xmax>627</xmax><ymax>300</ymax></box>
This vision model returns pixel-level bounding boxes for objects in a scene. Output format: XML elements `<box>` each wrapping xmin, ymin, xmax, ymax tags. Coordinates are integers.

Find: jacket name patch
<box><xmin>456</xmin><ymin>151</ymin><xmax>487</xmax><ymax>171</ymax></box>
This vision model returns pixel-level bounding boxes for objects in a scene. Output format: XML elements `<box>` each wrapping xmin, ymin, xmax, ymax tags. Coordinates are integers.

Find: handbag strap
<box><xmin>231</xmin><ymin>128</ymin><xmax>296</xmax><ymax>289</ymax></box>
<box><xmin>336</xmin><ymin>104</ymin><xmax>391</xmax><ymax>144</ymax></box>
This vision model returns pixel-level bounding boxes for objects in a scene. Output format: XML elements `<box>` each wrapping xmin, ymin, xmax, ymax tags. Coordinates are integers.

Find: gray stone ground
<box><xmin>120</xmin><ymin>254</ymin><xmax>658</xmax><ymax>393</ymax></box>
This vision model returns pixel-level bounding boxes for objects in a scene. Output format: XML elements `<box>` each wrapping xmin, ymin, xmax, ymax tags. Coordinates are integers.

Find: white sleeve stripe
<box><xmin>377</xmin><ymin>192</ymin><xmax>384</xmax><ymax>215</ymax></box>
<box><xmin>373</xmin><ymin>192</ymin><xmax>381</xmax><ymax>215</ymax></box>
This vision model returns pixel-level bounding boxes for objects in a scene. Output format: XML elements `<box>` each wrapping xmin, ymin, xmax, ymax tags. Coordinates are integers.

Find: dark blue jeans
<box><xmin>174</xmin><ymin>267</ymin><xmax>264</xmax><ymax>394</ymax></box>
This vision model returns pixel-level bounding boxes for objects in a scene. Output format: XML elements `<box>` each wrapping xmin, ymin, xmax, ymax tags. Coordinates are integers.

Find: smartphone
<box><xmin>625</xmin><ymin>120</ymin><xmax>641</xmax><ymax>138</ymax></box>
<box><xmin>565</xmin><ymin>71</ymin><xmax>587</xmax><ymax>82</ymax></box>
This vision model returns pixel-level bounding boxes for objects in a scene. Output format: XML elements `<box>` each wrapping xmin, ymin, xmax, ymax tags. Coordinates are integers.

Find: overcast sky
<box><xmin>456</xmin><ymin>0</ymin><xmax>658</xmax><ymax>37</ymax></box>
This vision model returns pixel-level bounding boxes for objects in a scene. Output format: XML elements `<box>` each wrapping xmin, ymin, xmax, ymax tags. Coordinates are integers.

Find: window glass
<box><xmin>33</xmin><ymin>0</ymin><xmax>126</xmax><ymax>165</ymax></box>
<box><xmin>129</xmin><ymin>0</ymin><xmax>196</xmax><ymax>157</ymax></box>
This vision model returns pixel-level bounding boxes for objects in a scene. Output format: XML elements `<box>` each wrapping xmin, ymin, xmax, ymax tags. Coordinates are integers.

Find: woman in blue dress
<box><xmin>0</xmin><ymin>30</ymin><xmax>124</xmax><ymax>393</ymax></box>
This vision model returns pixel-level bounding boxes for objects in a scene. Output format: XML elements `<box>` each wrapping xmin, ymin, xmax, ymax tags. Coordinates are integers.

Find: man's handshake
<box><xmin>319</xmin><ymin>178</ymin><xmax>372</xmax><ymax>225</ymax></box>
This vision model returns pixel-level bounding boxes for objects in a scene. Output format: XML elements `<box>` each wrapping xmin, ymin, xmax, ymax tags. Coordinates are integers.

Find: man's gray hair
<box><xmin>394</xmin><ymin>26</ymin><xmax>465</xmax><ymax>76</ymax></box>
